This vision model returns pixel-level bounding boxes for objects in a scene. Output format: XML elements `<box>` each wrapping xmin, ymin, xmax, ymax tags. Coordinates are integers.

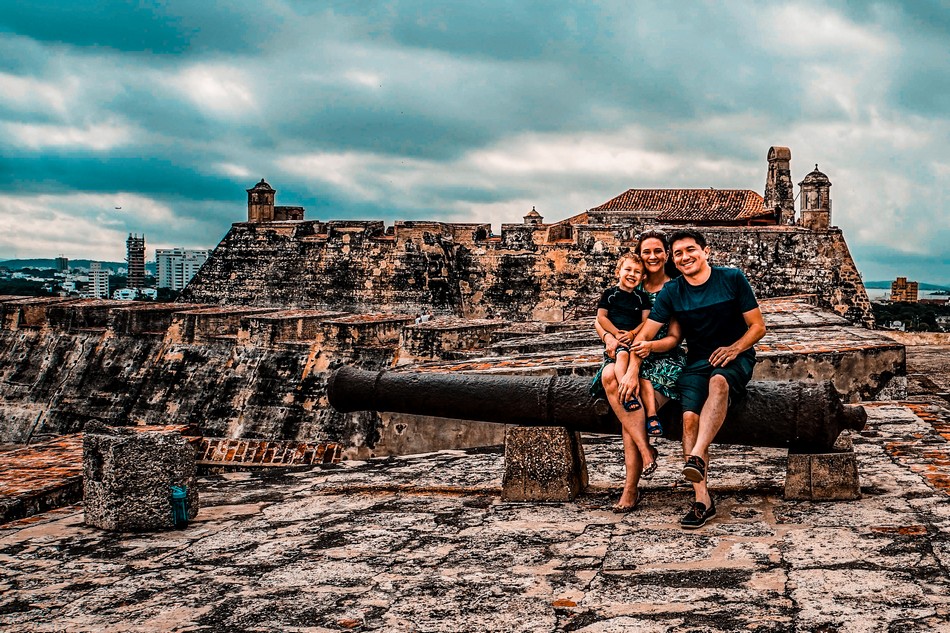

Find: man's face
<box><xmin>671</xmin><ymin>238</ymin><xmax>710</xmax><ymax>277</ymax></box>
<box><xmin>617</xmin><ymin>259</ymin><xmax>644</xmax><ymax>290</ymax></box>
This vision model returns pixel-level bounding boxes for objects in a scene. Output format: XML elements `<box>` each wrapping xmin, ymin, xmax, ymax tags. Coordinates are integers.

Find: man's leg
<box><xmin>687</xmin><ymin>374</ymin><xmax>730</xmax><ymax>506</ymax></box>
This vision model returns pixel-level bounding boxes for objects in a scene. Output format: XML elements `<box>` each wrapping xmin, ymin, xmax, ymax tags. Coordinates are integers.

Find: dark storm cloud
<box><xmin>0</xmin><ymin>1</ymin><xmax>279</xmax><ymax>56</ymax></box>
<box><xmin>0</xmin><ymin>0</ymin><xmax>947</xmax><ymax>283</ymax></box>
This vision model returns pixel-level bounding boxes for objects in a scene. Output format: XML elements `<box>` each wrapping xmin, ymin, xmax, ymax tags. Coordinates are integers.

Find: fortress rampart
<box><xmin>0</xmin><ymin>294</ymin><xmax>901</xmax><ymax>456</ymax></box>
<box><xmin>181</xmin><ymin>222</ymin><xmax>872</xmax><ymax>327</ymax></box>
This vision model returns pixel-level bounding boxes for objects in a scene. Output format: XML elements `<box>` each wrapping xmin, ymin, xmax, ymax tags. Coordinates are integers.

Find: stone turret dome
<box><xmin>799</xmin><ymin>165</ymin><xmax>831</xmax><ymax>187</ymax></box>
<box><xmin>248</xmin><ymin>178</ymin><xmax>275</xmax><ymax>193</ymax></box>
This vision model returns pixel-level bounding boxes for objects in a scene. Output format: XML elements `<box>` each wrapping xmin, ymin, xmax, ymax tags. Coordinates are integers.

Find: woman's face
<box><xmin>638</xmin><ymin>237</ymin><xmax>668</xmax><ymax>275</ymax></box>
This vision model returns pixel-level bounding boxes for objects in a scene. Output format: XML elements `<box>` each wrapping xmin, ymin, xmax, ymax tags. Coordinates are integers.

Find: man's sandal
<box><xmin>680</xmin><ymin>497</ymin><xmax>716</xmax><ymax>529</ymax></box>
<box><xmin>642</xmin><ymin>445</ymin><xmax>659</xmax><ymax>480</ymax></box>
<box><xmin>682</xmin><ymin>455</ymin><xmax>706</xmax><ymax>482</ymax></box>
<box><xmin>645</xmin><ymin>415</ymin><xmax>663</xmax><ymax>437</ymax></box>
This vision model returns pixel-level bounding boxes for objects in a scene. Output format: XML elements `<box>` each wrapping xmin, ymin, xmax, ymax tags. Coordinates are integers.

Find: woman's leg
<box><xmin>602</xmin><ymin>369</ymin><xmax>651</xmax><ymax>506</ymax></box>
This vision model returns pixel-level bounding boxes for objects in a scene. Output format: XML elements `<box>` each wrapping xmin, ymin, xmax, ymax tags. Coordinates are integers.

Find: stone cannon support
<box><xmin>328</xmin><ymin>366</ymin><xmax>867</xmax><ymax>501</ymax></box>
<box><xmin>83</xmin><ymin>423</ymin><xmax>199</xmax><ymax>531</ymax></box>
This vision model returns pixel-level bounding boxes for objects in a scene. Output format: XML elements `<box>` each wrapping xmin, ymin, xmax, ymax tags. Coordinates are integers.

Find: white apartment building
<box><xmin>156</xmin><ymin>248</ymin><xmax>209</xmax><ymax>290</ymax></box>
<box><xmin>88</xmin><ymin>262</ymin><xmax>110</xmax><ymax>299</ymax></box>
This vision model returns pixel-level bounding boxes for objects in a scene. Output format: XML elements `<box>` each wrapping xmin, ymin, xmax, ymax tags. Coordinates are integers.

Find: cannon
<box><xmin>327</xmin><ymin>365</ymin><xmax>866</xmax><ymax>452</ymax></box>
<box><xmin>328</xmin><ymin>366</ymin><xmax>867</xmax><ymax>502</ymax></box>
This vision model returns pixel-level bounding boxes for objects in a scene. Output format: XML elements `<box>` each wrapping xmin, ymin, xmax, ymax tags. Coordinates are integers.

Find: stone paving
<box><xmin>2</xmin><ymin>399</ymin><xmax>950</xmax><ymax>632</ymax></box>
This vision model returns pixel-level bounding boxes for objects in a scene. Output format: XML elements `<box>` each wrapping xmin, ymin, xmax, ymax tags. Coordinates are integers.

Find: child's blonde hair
<box><xmin>614</xmin><ymin>252</ymin><xmax>644</xmax><ymax>275</ymax></box>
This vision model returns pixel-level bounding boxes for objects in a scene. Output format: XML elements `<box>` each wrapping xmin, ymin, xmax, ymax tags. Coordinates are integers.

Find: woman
<box><xmin>595</xmin><ymin>230</ymin><xmax>685</xmax><ymax>512</ymax></box>
<box><xmin>628</xmin><ymin>230</ymin><xmax>686</xmax><ymax>423</ymax></box>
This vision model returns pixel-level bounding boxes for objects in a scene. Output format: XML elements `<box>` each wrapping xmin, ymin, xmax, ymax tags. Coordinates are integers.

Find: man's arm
<box><xmin>634</xmin><ymin>318</ymin><xmax>663</xmax><ymax>343</ymax></box>
<box><xmin>632</xmin><ymin>318</ymin><xmax>682</xmax><ymax>358</ymax></box>
<box><xmin>708</xmin><ymin>308</ymin><xmax>766</xmax><ymax>367</ymax></box>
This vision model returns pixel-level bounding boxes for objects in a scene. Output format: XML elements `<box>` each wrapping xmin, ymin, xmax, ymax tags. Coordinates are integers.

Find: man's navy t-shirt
<box><xmin>597</xmin><ymin>286</ymin><xmax>652</xmax><ymax>331</ymax></box>
<box><xmin>649</xmin><ymin>267</ymin><xmax>759</xmax><ymax>365</ymax></box>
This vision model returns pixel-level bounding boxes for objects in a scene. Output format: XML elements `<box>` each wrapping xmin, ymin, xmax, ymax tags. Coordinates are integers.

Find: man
<box><xmin>628</xmin><ymin>229</ymin><xmax>766</xmax><ymax>529</ymax></box>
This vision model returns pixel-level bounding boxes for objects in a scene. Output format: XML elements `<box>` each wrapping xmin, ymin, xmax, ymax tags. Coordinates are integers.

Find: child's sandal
<box><xmin>646</xmin><ymin>415</ymin><xmax>663</xmax><ymax>437</ymax></box>
<box><xmin>622</xmin><ymin>394</ymin><xmax>642</xmax><ymax>412</ymax></box>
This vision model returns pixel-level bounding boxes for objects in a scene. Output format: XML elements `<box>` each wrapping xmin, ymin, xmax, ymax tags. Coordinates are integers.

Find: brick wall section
<box><xmin>196</xmin><ymin>438</ymin><xmax>342</xmax><ymax>466</ymax></box>
<box><xmin>180</xmin><ymin>222</ymin><xmax>872</xmax><ymax>326</ymax></box>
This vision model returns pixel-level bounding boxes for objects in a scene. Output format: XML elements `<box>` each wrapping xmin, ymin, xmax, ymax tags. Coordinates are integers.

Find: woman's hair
<box><xmin>634</xmin><ymin>230</ymin><xmax>680</xmax><ymax>279</ymax></box>
<box><xmin>614</xmin><ymin>251</ymin><xmax>643</xmax><ymax>275</ymax></box>
<box><xmin>635</xmin><ymin>229</ymin><xmax>671</xmax><ymax>255</ymax></box>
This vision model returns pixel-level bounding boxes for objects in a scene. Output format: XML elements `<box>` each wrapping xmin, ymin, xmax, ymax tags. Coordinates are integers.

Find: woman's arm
<box><xmin>595</xmin><ymin>309</ymin><xmax>624</xmax><ymax>355</ymax></box>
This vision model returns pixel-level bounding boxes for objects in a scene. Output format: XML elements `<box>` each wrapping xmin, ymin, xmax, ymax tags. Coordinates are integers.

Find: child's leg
<box><xmin>640</xmin><ymin>379</ymin><xmax>664</xmax><ymax>437</ymax></box>
<box><xmin>640</xmin><ymin>379</ymin><xmax>657</xmax><ymax>417</ymax></box>
<box><xmin>618</xmin><ymin>356</ymin><xmax>642</xmax><ymax>412</ymax></box>
<box><xmin>613</xmin><ymin>349</ymin><xmax>629</xmax><ymax>382</ymax></box>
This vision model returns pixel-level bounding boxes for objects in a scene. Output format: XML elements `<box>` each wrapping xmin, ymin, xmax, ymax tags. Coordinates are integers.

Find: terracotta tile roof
<box><xmin>589</xmin><ymin>189</ymin><xmax>772</xmax><ymax>222</ymax></box>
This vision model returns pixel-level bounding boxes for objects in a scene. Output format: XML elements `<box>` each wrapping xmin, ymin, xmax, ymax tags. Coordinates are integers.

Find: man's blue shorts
<box><xmin>677</xmin><ymin>356</ymin><xmax>756</xmax><ymax>415</ymax></box>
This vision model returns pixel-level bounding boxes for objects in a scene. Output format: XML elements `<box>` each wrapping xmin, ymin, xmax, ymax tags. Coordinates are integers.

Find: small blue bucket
<box><xmin>171</xmin><ymin>485</ymin><xmax>189</xmax><ymax>527</ymax></box>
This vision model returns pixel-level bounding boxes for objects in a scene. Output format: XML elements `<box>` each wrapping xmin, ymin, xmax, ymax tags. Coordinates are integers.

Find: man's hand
<box><xmin>630</xmin><ymin>340</ymin><xmax>653</xmax><ymax>359</ymax></box>
<box><xmin>604</xmin><ymin>334</ymin><xmax>620</xmax><ymax>359</ymax></box>
<box><xmin>709</xmin><ymin>344</ymin><xmax>741</xmax><ymax>367</ymax></box>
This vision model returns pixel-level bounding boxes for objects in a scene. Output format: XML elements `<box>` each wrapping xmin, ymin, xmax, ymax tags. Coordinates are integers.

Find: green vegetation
<box><xmin>872</xmin><ymin>301</ymin><xmax>950</xmax><ymax>332</ymax></box>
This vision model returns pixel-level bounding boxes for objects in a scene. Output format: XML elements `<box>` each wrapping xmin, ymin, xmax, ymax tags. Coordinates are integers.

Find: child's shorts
<box><xmin>677</xmin><ymin>356</ymin><xmax>756</xmax><ymax>415</ymax></box>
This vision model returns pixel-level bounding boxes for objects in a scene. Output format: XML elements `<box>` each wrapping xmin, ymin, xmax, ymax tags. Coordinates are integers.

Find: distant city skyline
<box><xmin>1</xmin><ymin>1</ymin><xmax>948</xmax><ymax>284</ymax></box>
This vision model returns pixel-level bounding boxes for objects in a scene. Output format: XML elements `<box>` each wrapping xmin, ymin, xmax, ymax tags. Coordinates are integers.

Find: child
<box><xmin>596</xmin><ymin>253</ymin><xmax>653</xmax><ymax>413</ymax></box>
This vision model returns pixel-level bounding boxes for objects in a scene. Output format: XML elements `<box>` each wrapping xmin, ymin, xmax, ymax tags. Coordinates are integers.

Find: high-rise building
<box><xmin>890</xmin><ymin>277</ymin><xmax>919</xmax><ymax>303</ymax></box>
<box><xmin>55</xmin><ymin>256</ymin><xmax>69</xmax><ymax>272</ymax></box>
<box><xmin>156</xmin><ymin>248</ymin><xmax>209</xmax><ymax>290</ymax></box>
<box><xmin>126</xmin><ymin>234</ymin><xmax>146</xmax><ymax>290</ymax></box>
<box><xmin>88</xmin><ymin>262</ymin><xmax>110</xmax><ymax>299</ymax></box>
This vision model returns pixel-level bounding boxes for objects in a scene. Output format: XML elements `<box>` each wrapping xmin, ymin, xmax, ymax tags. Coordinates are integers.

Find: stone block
<box><xmin>501</xmin><ymin>426</ymin><xmax>588</xmax><ymax>502</ymax></box>
<box><xmin>785</xmin><ymin>433</ymin><xmax>861</xmax><ymax>501</ymax></box>
<box><xmin>83</xmin><ymin>423</ymin><xmax>199</xmax><ymax>531</ymax></box>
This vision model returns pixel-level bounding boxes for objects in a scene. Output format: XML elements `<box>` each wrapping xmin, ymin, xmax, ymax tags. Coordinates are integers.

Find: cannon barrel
<box><xmin>327</xmin><ymin>366</ymin><xmax>867</xmax><ymax>452</ymax></box>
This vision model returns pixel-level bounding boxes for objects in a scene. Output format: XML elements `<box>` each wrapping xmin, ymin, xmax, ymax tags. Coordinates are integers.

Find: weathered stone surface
<box><xmin>2</xmin><ymin>399</ymin><xmax>950</xmax><ymax>632</ymax></box>
<box><xmin>502</xmin><ymin>426</ymin><xmax>588</xmax><ymax>501</ymax></box>
<box><xmin>83</xmin><ymin>424</ymin><xmax>198</xmax><ymax>531</ymax></box>
<box><xmin>785</xmin><ymin>433</ymin><xmax>862</xmax><ymax>501</ymax></box>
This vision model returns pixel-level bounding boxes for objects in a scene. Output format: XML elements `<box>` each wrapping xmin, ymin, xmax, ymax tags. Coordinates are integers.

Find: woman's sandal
<box><xmin>645</xmin><ymin>415</ymin><xmax>663</xmax><ymax>437</ymax></box>
<box><xmin>642</xmin><ymin>445</ymin><xmax>659</xmax><ymax>480</ymax></box>
<box><xmin>612</xmin><ymin>488</ymin><xmax>644</xmax><ymax>513</ymax></box>
<box><xmin>682</xmin><ymin>455</ymin><xmax>707</xmax><ymax>482</ymax></box>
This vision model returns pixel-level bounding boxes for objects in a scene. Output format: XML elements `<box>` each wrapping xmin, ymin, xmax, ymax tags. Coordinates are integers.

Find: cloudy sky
<box><xmin>1</xmin><ymin>1</ymin><xmax>947</xmax><ymax>283</ymax></box>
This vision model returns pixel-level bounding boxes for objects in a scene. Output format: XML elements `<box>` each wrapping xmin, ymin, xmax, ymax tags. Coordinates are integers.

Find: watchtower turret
<box><xmin>247</xmin><ymin>179</ymin><xmax>276</xmax><ymax>223</ymax></box>
<box><xmin>799</xmin><ymin>165</ymin><xmax>832</xmax><ymax>231</ymax></box>
<box><xmin>764</xmin><ymin>146</ymin><xmax>795</xmax><ymax>225</ymax></box>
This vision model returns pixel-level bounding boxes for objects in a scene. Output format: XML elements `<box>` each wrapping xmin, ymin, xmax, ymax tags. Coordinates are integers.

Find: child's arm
<box><xmin>596</xmin><ymin>309</ymin><xmax>627</xmax><ymax>348</ymax></box>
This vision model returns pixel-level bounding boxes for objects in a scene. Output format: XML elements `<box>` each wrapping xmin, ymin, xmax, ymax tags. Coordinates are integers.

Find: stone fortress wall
<box><xmin>181</xmin><ymin>222</ymin><xmax>872</xmax><ymax>328</ymax></box>
<box><xmin>0</xmin><ymin>147</ymin><xmax>889</xmax><ymax>455</ymax></box>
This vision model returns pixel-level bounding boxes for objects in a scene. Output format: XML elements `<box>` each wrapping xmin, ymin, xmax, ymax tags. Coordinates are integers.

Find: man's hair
<box><xmin>614</xmin><ymin>251</ymin><xmax>643</xmax><ymax>274</ymax></box>
<box><xmin>669</xmin><ymin>229</ymin><xmax>707</xmax><ymax>250</ymax></box>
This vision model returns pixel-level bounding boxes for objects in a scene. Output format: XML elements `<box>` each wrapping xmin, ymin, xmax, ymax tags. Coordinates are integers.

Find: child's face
<box><xmin>617</xmin><ymin>259</ymin><xmax>644</xmax><ymax>291</ymax></box>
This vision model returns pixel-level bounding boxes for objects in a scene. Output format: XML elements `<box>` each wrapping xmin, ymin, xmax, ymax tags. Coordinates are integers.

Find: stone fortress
<box><xmin>0</xmin><ymin>147</ymin><xmax>895</xmax><ymax>464</ymax></box>
<box><xmin>6</xmin><ymin>148</ymin><xmax>950</xmax><ymax>633</ymax></box>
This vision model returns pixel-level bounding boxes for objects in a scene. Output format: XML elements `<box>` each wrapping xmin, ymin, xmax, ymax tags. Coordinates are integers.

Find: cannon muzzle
<box><xmin>327</xmin><ymin>366</ymin><xmax>866</xmax><ymax>452</ymax></box>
